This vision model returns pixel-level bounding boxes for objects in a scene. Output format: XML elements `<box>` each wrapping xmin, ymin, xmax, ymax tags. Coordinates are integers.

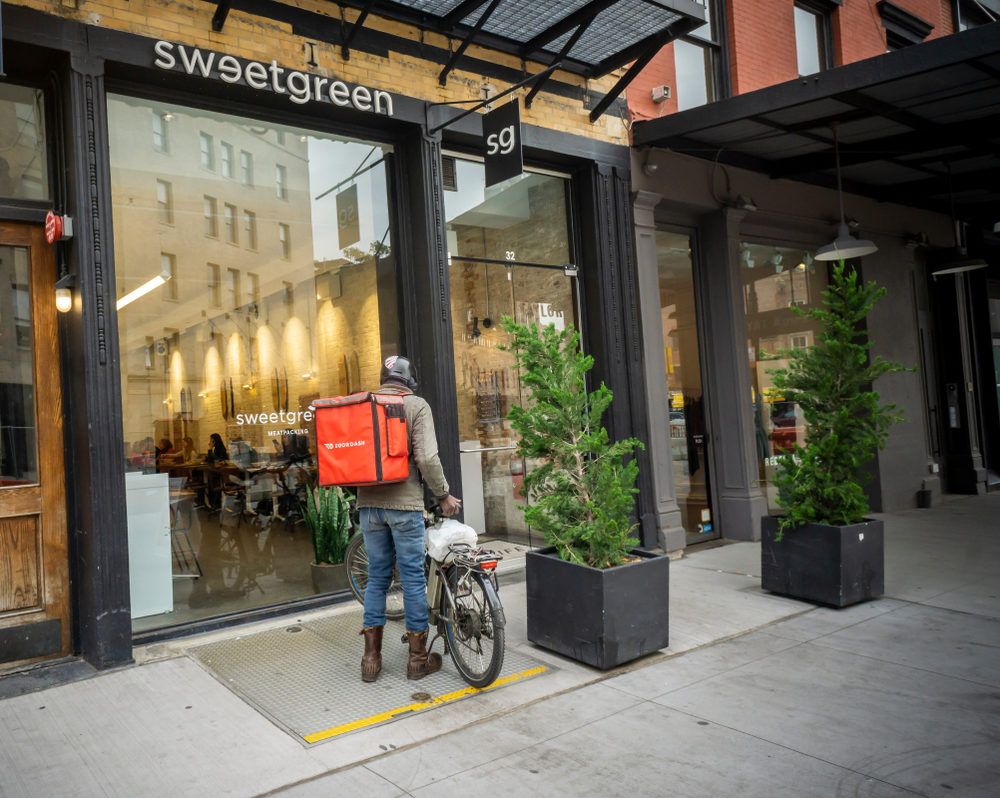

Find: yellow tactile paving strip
<box><xmin>304</xmin><ymin>665</ymin><xmax>548</xmax><ymax>742</ymax></box>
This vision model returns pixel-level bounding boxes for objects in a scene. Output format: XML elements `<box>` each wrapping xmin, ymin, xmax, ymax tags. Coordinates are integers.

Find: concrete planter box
<box><xmin>761</xmin><ymin>516</ymin><xmax>884</xmax><ymax>607</ymax></box>
<box><xmin>526</xmin><ymin>547</ymin><xmax>669</xmax><ymax>669</ymax></box>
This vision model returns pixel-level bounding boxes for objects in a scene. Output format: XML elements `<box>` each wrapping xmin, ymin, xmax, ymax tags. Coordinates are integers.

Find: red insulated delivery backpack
<box><xmin>312</xmin><ymin>392</ymin><xmax>410</xmax><ymax>487</ymax></box>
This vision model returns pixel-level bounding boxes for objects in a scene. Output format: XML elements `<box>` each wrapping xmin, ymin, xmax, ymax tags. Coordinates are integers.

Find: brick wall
<box><xmin>12</xmin><ymin>0</ymin><xmax>629</xmax><ymax>145</ymax></box>
<box><xmin>630</xmin><ymin>0</ymin><xmax>957</xmax><ymax>117</ymax></box>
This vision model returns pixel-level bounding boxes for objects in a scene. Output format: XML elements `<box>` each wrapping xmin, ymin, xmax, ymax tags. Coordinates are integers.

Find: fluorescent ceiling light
<box><xmin>117</xmin><ymin>274</ymin><xmax>168</xmax><ymax>310</ymax></box>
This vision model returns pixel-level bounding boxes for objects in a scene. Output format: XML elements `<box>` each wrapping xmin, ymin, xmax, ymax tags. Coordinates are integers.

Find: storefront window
<box><xmin>444</xmin><ymin>158</ymin><xmax>575</xmax><ymax>544</ymax></box>
<box><xmin>741</xmin><ymin>243</ymin><xmax>827</xmax><ymax>512</ymax></box>
<box><xmin>108</xmin><ymin>95</ymin><xmax>397</xmax><ymax>630</ymax></box>
<box><xmin>0</xmin><ymin>83</ymin><xmax>48</xmax><ymax>201</ymax></box>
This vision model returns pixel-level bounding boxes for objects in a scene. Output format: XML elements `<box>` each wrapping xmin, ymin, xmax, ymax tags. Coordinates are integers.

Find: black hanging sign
<box><xmin>483</xmin><ymin>99</ymin><xmax>522</xmax><ymax>188</ymax></box>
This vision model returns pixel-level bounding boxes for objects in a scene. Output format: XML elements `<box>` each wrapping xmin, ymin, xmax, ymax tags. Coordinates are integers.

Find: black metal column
<box><xmin>696</xmin><ymin>208</ymin><xmax>768</xmax><ymax>541</ymax></box>
<box><xmin>62</xmin><ymin>53</ymin><xmax>132</xmax><ymax>669</ymax></box>
<box><xmin>576</xmin><ymin>162</ymin><xmax>657</xmax><ymax>549</ymax></box>
<box><xmin>398</xmin><ymin>131</ymin><xmax>463</xmax><ymax>507</ymax></box>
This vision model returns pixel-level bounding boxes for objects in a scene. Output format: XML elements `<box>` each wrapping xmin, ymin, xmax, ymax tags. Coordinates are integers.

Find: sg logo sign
<box><xmin>487</xmin><ymin>125</ymin><xmax>517</xmax><ymax>156</ymax></box>
<box><xmin>483</xmin><ymin>100</ymin><xmax>522</xmax><ymax>188</ymax></box>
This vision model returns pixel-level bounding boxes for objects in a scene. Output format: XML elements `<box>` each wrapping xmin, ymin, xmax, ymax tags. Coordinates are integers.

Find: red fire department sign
<box><xmin>45</xmin><ymin>211</ymin><xmax>63</xmax><ymax>244</ymax></box>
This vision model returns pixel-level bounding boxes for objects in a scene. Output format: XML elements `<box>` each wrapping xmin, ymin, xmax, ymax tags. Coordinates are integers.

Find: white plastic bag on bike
<box><xmin>426</xmin><ymin>519</ymin><xmax>478</xmax><ymax>562</ymax></box>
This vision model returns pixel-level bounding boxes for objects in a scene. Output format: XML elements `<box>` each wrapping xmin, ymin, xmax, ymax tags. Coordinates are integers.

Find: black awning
<box><xmin>338</xmin><ymin>0</ymin><xmax>706</xmax><ymax>77</ymax></box>
<box><xmin>633</xmin><ymin>22</ymin><xmax>1000</xmax><ymax>223</ymax></box>
<box><xmin>209</xmin><ymin>1</ymin><xmax>705</xmax><ymax>119</ymax></box>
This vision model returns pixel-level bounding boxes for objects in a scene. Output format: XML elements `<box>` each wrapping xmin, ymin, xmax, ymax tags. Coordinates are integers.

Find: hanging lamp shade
<box><xmin>814</xmin><ymin>223</ymin><xmax>878</xmax><ymax>261</ymax></box>
<box><xmin>816</xmin><ymin>124</ymin><xmax>878</xmax><ymax>262</ymax></box>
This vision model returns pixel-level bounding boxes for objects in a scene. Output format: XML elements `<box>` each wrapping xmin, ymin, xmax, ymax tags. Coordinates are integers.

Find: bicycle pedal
<box><xmin>400</xmin><ymin>634</ymin><xmax>408</xmax><ymax>645</ymax></box>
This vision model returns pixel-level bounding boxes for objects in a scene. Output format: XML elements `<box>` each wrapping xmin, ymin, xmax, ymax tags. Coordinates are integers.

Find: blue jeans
<box><xmin>361</xmin><ymin>507</ymin><xmax>428</xmax><ymax>632</ymax></box>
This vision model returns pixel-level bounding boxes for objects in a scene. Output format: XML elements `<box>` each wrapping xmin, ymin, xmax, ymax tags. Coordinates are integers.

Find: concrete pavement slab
<box><xmin>0</xmin><ymin>658</ymin><xmax>325</xmax><ymax>798</ymax></box>
<box><xmin>399</xmin><ymin>699</ymin><xmax>915</xmax><ymax>798</ymax></box>
<box><xmin>807</xmin><ymin>602</ymin><xmax>1000</xmax><ymax>687</ymax></box>
<box><xmin>655</xmin><ymin>638</ymin><xmax>1000</xmax><ymax>797</ymax></box>
<box><xmin>363</xmin><ymin>683</ymin><xmax>642</xmax><ymax>792</ymax></box>
<box><xmin>602</xmin><ymin>630</ymin><xmax>800</xmax><ymax>700</ymax></box>
<box><xmin>765</xmin><ymin>598</ymin><xmax>908</xmax><ymax>642</ymax></box>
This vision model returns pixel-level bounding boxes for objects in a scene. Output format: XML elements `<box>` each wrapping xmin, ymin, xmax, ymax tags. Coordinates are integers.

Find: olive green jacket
<box><xmin>355</xmin><ymin>383</ymin><xmax>450</xmax><ymax>512</ymax></box>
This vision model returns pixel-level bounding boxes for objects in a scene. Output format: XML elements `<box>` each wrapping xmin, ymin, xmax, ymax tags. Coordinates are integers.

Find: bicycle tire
<box><xmin>344</xmin><ymin>532</ymin><xmax>405</xmax><ymax>621</ymax></box>
<box><xmin>444</xmin><ymin>568</ymin><xmax>505</xmax><ymax>688</ymax></box>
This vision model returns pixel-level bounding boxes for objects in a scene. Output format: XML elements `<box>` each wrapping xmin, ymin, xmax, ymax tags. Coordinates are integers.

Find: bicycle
<box><xmin>344</xmin><ymin>508</ymin><xmax>506</xmax><ymax>688</ymax></box>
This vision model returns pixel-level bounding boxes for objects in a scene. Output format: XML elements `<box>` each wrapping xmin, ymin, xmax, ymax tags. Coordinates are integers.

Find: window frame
<box><xmin>199</xmin><ymin>131</ymin><xmax>215</xmax><ymax>171</ymax></box>
<box><xmin>674</xmin><ymin>0</ymin><xmax>730</xmax><ymax>111</ymax></box>
<box><xmin>793</xmin><ymin>0</ymin><xmax>836</xmax><ymax>75</ymax></box>
<box><xmin>240</xmin><ymin>150</ymin><xmax>254</xmax><ymax>186</ymax></box>
<box><xmin>152</xmin><ymin>112</ymin><xmax>169</xmax><ymax>153</ymax></box>
<box><xmin>156</xmin><ymin>179</ymin><xmax>173</xmax><ymax>225</ymax></box>
<box><xmin>203</xmin><ymin>195</ymin><xmax>218</xmax><ymax>238</ymax></box>
<box><xmin>220</xmin><ymin>141</ymin><xmax>234</xmax><ymax>178</ymax></box>
<box><xmin>243</xmin><ymin>209</ymin><xmax>258</xmax><ymax>250</ymax></box>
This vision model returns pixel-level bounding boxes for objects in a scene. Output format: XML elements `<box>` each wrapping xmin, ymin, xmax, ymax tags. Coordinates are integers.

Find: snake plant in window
<box><xmin>303</xmin><ymin>485</ymin><xmax>352</xmax><ymax>566</ymax></box>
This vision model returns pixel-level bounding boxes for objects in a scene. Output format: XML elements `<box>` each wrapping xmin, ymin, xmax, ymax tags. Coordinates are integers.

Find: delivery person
<box><xmin>357</xmin><ymin>355</ymin><xmax>461</xmax><ymax>683</ymax></box>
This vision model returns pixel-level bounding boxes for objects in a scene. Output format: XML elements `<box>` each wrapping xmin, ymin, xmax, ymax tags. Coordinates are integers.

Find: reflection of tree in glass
<box><xmin>341</xmin><ymin>238</ymin><xmax>391</xmax><ymax>265</ymax></box>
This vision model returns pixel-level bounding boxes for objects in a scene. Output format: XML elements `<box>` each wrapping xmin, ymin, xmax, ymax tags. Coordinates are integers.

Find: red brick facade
<box><xmin>627</xmin><ymin>0</ymin><xmax>955</xmax><ymax>123</ymax></box>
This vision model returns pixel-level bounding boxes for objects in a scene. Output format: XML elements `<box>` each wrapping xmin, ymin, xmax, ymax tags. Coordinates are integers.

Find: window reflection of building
<box><xmin>109</xmin><ymin>95</ymin><xmax>398</xmax><ymax>630</ymax></box>
<box><xmin>741</xmin><ymin>243</ymin><xmax>827</xmax><ymax>511</ymax></box>
<box><xmin>0</xmin><ymin>84</ymin><xmax>49</xmax><ymax>201</ymax></box>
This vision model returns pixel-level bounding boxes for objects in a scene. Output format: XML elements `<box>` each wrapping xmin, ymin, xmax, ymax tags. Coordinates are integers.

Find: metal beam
<box><xmin>525</xmin><ymin>11</ymin><xmax>599</xmax><ymax>108</ymax></box>
<box><xmin>588</xmin><ymin>14</ymin><xmax>702</xmax><ymax>77</ymax></box>
<box><xmin>588</xmin><ymin>18</ymin><xmax>696</xmax><ymax>120</ymax></box>
<box><xmin>443</xmin><ymin>0</ymin><xmax>492</xmax><ymax>26</ymax></box>
<box><xmin>211</xmin><ymin>0</ymin><xmax>232</xmax><ymax>32</ymax></box>
<box><xmin>769</xmin><ymin>115</ymin><xmax>1000</xmax><ymax>179</ymax></box>
<box><xmin>439</xmin><ymin>0</ymin><xmax>502</xmax><ymax>86</ymax></box>
<box><xmin>341</xmin><ymin>0</ymin><xmax>377</xmax><ymax>61</ymax></box>
<box><xmin>521</xmin><ymin>0</ymin><xmax>618</xmax><ymax>56</ymax></box>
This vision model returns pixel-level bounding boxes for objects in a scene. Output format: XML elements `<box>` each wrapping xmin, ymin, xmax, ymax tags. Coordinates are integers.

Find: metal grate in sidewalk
<box><xmin>186</xmin><ymin>605</ymin><xmax>548</xmax><ymax>745</ymax></box>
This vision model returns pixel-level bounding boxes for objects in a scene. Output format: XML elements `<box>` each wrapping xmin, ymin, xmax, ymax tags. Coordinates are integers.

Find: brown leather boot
<box><xmin>360</xmin><ymin>626</ymin><xmax>383</xmax><ymax>683</ymax></box>
<box><xmin>406</xmin><ymin>630</ymin><xmax>442</xmax><ymax>680</ymax></box>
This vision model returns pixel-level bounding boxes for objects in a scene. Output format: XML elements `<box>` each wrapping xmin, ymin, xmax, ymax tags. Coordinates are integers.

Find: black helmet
<box><xmin>381</xmin><ymin>355</ymin><xmax>418</xmax><ymax>390</ymax></box>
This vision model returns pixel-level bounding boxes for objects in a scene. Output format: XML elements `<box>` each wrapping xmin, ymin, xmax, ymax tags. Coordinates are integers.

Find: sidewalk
<box><xmin>1</xmin><ymin>493</ymin><xmax>998</xmax><ymax>797</ymax></box>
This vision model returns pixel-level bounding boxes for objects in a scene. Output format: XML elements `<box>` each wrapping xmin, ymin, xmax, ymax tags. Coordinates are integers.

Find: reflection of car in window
<box><xmin>769</xmin><ymin>401</ymin><xmax>804</xmax><ymax>452</ymax></box>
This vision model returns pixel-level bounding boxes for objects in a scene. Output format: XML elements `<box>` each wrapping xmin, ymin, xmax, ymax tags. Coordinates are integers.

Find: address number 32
<box><xmin>487</xmin><ymin>125</ymin><xmax>517</xmax><ymax>156</ymax></box>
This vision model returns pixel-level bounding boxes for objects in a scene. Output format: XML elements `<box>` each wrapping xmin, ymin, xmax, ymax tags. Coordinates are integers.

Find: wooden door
<box><xmin>0</xmin><ymin>222</ymin><xmax>70</xmax><ymax>668</ymax></box>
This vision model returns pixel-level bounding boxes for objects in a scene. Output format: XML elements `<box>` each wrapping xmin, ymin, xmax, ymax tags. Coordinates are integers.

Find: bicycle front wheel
<box><xmin>444</xmin><ymin>569</ymin><xmax>505</xmax><ymax>688</ymax></box>
<box><xmin>344</xmin><ymin>532</ymin><xmax>405</xmax><ymax>621</ymax></box>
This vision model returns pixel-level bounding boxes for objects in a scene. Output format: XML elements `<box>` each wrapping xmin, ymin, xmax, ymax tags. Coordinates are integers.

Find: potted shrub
<box><xmin>761</xmin><ymin>261</ymin><xmax>907</xmax><ymax>607</ymax></box>
<box><xmin>502</xmin><ymin>317</ymin><xmax>669</xmax><ymax>669</ymax></box>
<box><xmin>303</xmin><ymin>485</ymin><xmax>353</xmax><ymax>594</ymax></box>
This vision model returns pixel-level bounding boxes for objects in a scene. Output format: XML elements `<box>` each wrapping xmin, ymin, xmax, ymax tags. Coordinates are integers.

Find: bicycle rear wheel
<box><xmin>344</xmin><ymin>532</ymin><xmax>405</xmax><ymax>621</ymax></box>
<box><xmin>444</xmin><ymin>568</ymin><xmax>505</xmax><ymax>688</ymax></box>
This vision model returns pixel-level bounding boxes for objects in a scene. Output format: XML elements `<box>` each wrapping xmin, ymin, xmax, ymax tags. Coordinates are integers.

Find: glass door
<box><xmin>655</xmin><ymin>231</ymin><xmax>715</xmax><ymax>543</ymax></box>
<box><xmin>450</xmin><ymin>260</ymin><xmax>578</xmax><ymax>544</ymax></box>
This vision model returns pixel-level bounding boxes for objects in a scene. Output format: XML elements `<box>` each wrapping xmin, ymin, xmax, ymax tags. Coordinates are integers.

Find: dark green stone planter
<box><xmin>526</xmin><ymin>547</ymin><xmax>670</xmax><ymax>669</ymax></box>
<box><xmin>761</xmin><ymin>516</ymin><xmax>884</xmax><ymax>607</ymax></box>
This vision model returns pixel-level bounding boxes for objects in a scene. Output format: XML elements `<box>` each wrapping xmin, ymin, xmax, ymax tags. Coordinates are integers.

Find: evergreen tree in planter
<box><xmin>502</xmin><ymin>317</ymin><xmax>669</xmax><ymax>668</ymax></box>
<box><xmin>762</xmin><ymin>260</ymin><xmax>908</xmax><ymax>606</ymax></box>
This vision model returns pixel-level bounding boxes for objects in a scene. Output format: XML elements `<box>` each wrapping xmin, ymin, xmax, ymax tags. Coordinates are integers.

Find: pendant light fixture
<box><xmin>815</xmin><ymin>124</ymin><xmax>878</xmax><ymax>261</ymax></box>
<box><xmin>931</xmin><ymin>163</ymin><xmax>988</xmax><ymax>279</ymax></box>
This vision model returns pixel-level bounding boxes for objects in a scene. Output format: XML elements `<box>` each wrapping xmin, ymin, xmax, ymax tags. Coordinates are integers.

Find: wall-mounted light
<box><xmin>55</xmin><ymin>273</ymin><xmax>75</xmax><ymax>313</ymax></box>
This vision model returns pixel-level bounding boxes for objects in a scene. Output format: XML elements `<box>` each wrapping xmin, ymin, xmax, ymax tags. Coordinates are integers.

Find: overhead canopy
<box><xmin>209</xmin><ymin>0</ymin><xmax>706</xmax><ymax>120</ymax></box>
<box><xmin>633</xmin><ymin>22</ymin><xmax>1000</xmax><ymax>224</ymax></box>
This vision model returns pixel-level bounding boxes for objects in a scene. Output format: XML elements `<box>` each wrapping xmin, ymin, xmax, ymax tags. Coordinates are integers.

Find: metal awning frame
<box><xmin>632</xmin><ymin>22</ymin><xmax>1000</xmax><ymax>220</ymax></box>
